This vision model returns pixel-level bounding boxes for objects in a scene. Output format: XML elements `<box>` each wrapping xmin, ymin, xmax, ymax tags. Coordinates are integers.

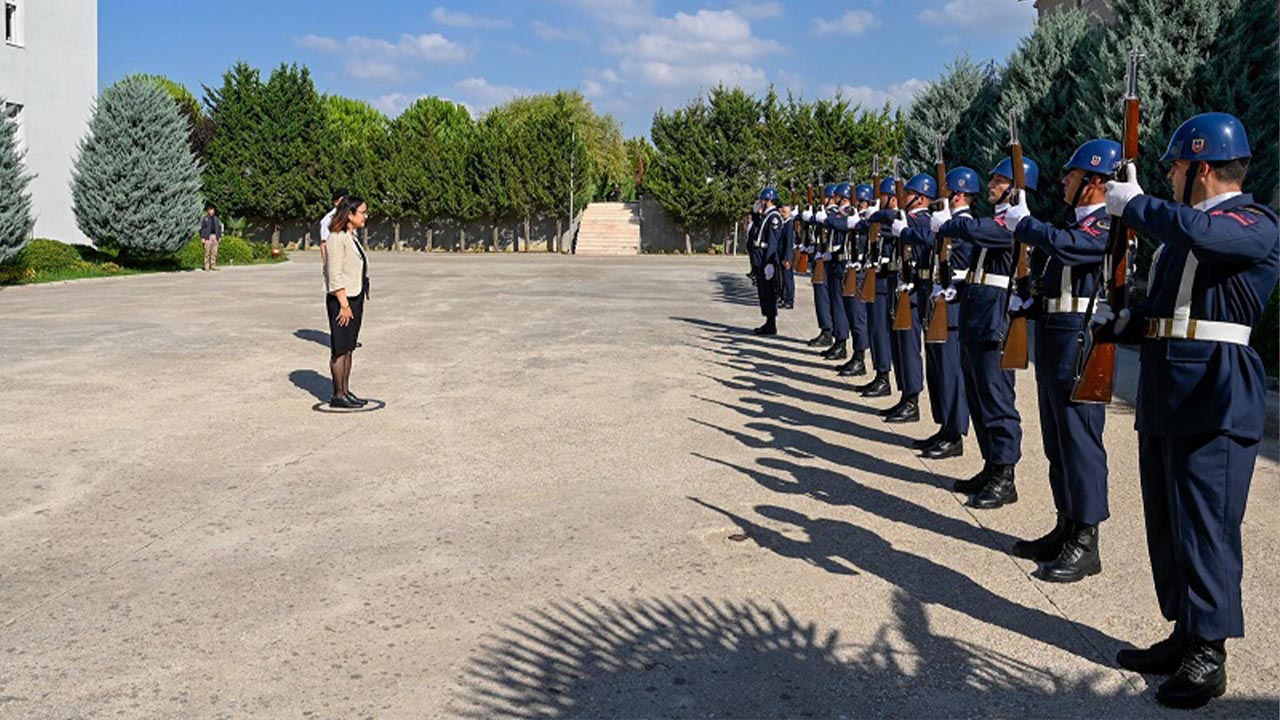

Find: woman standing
<box><xmin>324</xmin><ymin>197</ymin><xmax>370</xmax><ymax>409</ymax></box>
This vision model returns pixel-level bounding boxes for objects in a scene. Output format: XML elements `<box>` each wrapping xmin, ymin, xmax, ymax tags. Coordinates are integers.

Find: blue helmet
<box><xmin>1064</xmin><ymin>138</ymin><xmax>1122</xmax><ymax>175</ymax></box>
<box><xmin>823</xmin><ymin>183</ymin><xmax>838</xmax><ymax>198</ymax></box>
<box><xmin>878</xmin><ymin>177</ymin><xmax>896</xmax><ymax>196</ymax></box>
<box><xmin>945</xmin><ymin>167</ymin><xmax>981</xmax><ymax>194</ymax></box>
<box><xmin>990</xmin><ymin>155</ymin><xmax>1040</xmax><ymax>191</ymax></box>
<box><xmin>834</xmin><ymin>182</ymin><xmax>852</xmax><ymax>200</ymax></box>
<box><xmin>758</xmin><ymin>187</ymin><xmax>778</xmax><ymax>202</ymax></box>
<box><xmin>904</xmin><ymin>173</ymin><xmax>938</xmax><ymax>200</ymax></box>
<box><xmin>854</xmin><ymin>183</ymin><xmax>874</xmax><ymax>202</ymax></box>
<box><xmin>1161</xmin><ymin>112</ymin><xmax>1251</xmax><ymax>163</ymax></box>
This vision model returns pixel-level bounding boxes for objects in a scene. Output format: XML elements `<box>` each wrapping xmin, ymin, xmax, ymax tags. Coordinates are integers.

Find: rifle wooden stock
<box><xmin>891</xmin><ymin>165</ymin><xmax>911</xmax><ymax>330</ymax></box>
<box><xmin>892</xmin><ymin>288</ymin><xmax>913</xmax><ymax>330</ymax></box>
<box><xmin>1000</xmin><ymin>244</ymin><xmax>1031</xmax><ymax>369</ymax></box>
<box><xmin>925</xmin><ymin>237</ymin><xmax>951</xmax><ymax>343</ymax></box>
<box><xmin>1071</xmin><ymin>53</ymin><xmax>1141</xmax><ymax>404</ymax></box>
<box><xmin>795</xmin><ymin>250</ymin><xmax>809</xmax><ymax>274</ymax></box>
<box><xmin>842</xmin><ymin>260</ymin><xmax>860</xmax><ymax>295</ymax></box>
<box><xmin>812</xmin><ymin>257</ymin><xmax>826</xmax><ymax>285</ymax></box>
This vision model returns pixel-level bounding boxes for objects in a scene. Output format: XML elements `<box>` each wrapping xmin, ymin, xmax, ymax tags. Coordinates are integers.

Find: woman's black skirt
<box><xmin>326</xmin><ymin>292</ymin><xmax>364</xmax><ymax>357</ymax></box>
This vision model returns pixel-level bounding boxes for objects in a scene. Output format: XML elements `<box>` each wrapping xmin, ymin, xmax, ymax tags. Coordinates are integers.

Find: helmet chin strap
<box><xmin>1182</xmin><ymin>162</ymin><xmax>1202</xmax><ymax>206</ymax></box>
<box><xmin>1069</xmin><ymin>175</ymin><xmax>1091</xmax><ymax>209</ymax></box>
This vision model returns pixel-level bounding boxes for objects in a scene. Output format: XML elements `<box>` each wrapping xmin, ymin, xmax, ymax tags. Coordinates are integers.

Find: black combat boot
<box><xmin>753</xmin><ymin>318</ymin><xmax>778</xmax><ymax>336</ymax></box>
<box><xmin>921</xmin><ymin>435</ymin><xmax>963</xmax><ymax>459</ymax></box>
<box><xmin>1156</xmin><ymin>639</ymin><xmax>1227</xmax><ymax>709</ymax></box>
<box><xmin>953</xmin><ymin>464</ymin><xmax>990</xmax><ymax>494</ymax></box>
<box><xmin>878</xmin><ymin>397</ymin><xmax>907</xmax><ymax>417</ymax></box>
<box><xmin>836</xmin><ymin>352</ymin><xmax>867</xmax><ymax>377</ymax></box>
<box><xmin>807</xmin><ymin>330</ymin><xmax>833</xmax><ymax>347</ymax></box>
<box><xmin>856</xmin><ymin>373</ymin><xmax>891</xmax><ymax>397</ymax></box>
<box><xmin>1117</xmin><ymin>629</ymin><xmax>1186</xmax><ymax>675</ymax></box>
<box><xmin>822</xmin><ymin>341</ymin><xmax>848</xmax><ymax>360</ymax></box>
<box><xmin>912</xmin><ymin>431</ymin><xmax>944</xmax><ymax>451</ymax></box>
<box><xmin>969</xmin><ymin>464</ymin><xmax>1017</xmax><ymax>509</ymax></box>
<box><xmin>883</xmin><ymin>395</ymin><xmax>919</xmax><ymax>424</ymax></box>
<box><xmin>1012</xmin><ymin>513</ymin><xmax>1069</xmax><ymax>561</ymax></box>
<box><xmin>1039</xmin><ymin>522</ymin><xmax>1101</xmax><ymax>583</ymax></box>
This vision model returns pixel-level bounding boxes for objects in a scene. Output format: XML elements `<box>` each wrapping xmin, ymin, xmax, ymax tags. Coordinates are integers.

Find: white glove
<box><xmin>763</xmin><ymin>264</ymin><xmax>775</xmax><ymax>281</ymax></box>
<box><xmin>821</xmin><ymin>252</ymin><xmax>832</xmax><ymax>261</ymax></box>
<box><xmin>1005</xmin><ymin>193</ymin><xmax>1031</xmax><ymax>231</ymax></box>
<box><xmin>930</xmin><ymin>206</ymin><xmax>952</xmax><ymax>233</ymax></box>
<box><xmin>830</xmin><ymin>243</ymin><xmax>843</xmax><ymax>253</ymax></box>
<box><xmin>931</xmin><ymin>283</ymin><xmax>945</xmax><ymax>299</ymax></box>
<box><xmin>1105</xmin><ymin>163</ymin><xmax>1144</xmax><ymax>217</ymax></box>
<box><xmin>1092</xmin><ymin>300</ymin><xmax>1131</xmax><ymax>333</ymax></box>
<box><xmin>815</xmin><ymin>210</ymin><xmax>828</xmax><ymax>224</ymax></box>
<box><xmin>896</xmin><ymin>282</ymin><xmax>914</xmax><ymax>294</ymax></box>
<box><xmin>850</xmin><ymin>261</ymin><xmax>862</xmax><ymax>271</ymax></box>
<box><xmin>804</xmin><ymin>245</ymin><xmax>814</xmax><ymax>254</ymax></box>
<box><xmin>944</xmin><ymin>287</ymin><xmax>958</xmax><ymax>302</ymax></box>
<box><xmin>801</xmin><ymin>210</ymin><xmax>813</xmax><ymax>222</ymax></box>
<box><xmin>1007</xmin><ymin>294</ymin><xmax>1034</xmax><ymax>313</ymax></box>
<box><xmin>860</xmin><ymin>200</ymin><xmax>880</xmax><ymax>220</ymax></box>
<box><xmin>891</xmin><ymin>215</ymin><xmax>909</xmax><ymax>238</ymax></box>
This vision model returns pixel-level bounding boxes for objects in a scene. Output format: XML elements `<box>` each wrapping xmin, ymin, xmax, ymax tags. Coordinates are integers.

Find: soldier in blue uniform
<box><xmin>853</xmin><ymin>176</ymin><xmax>899</xmax><ymax>398</ymax></box>
<box><xmin>939</xmin><ymin>156</ymin><xmax>1038</xmax><ymax>509</ymax></box>
<box><xmin>816</xmin><ymin>183</ymin><xmax>855</xmax><ymax>363</ymax></box>
<box><xmin>779</xmin><ymin>203</ymin><xmax>797</xmax><ymax>310</ymax></box>
<box><xmin>1005</xmin><ymin>139</ymin><xmax>1117</xmax><ymax>582</ymax></box>
<box><xmin>801</xmin><ymin>184</ymin><xmax>839</xmax><ymax>348</ymax></box>
<box><xmin>1098</xmin><ymin>113</ymin><xmax>1278</xmax><ymax>709</ymax></box>
<box><xmin>866</xmin><ymin>173</ymin><xmax>934</xmax><ymax>423</ymax></box>
<box><xmin>826</xmin><ymin>183</ymin><xmax>877</xmax><ymax>377</ymax></box>
<box><xmin>911</xmin><ymin>167</ymin><xmax>976</xmax><ymax>459</ymax></box>
<box><xmin>748</xmin><ymin>188</ymin><xmax>785</xmax><ymax>336</ymax></box>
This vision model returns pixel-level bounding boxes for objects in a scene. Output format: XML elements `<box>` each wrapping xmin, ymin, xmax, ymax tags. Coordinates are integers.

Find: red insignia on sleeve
<box><xmin>1210</xmin><ymin>209</ymin><xmax>1257</xmax><ymax>227</ymax></box>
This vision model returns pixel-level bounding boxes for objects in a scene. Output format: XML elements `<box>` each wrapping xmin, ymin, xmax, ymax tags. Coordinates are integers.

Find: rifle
<box><xmin>811</xmin><ymin>176</ymin><xmax>827</xmax><ymax>286</ymax></box>
<box><xmin>795</xmin><ymin>184</ymin><xmax>812</xmax><ymax>274</ymax></box>
<box><xmin>926</xmin><ymin>135</ymin><xmax>950</xmax><ymax>343</ymax></box>
<box><xmin>999</xmin><ymin>108</ymin><xmax>1031</xmax><ymax>370</ymax></box>
<box><xmin>892</xmin><ymin>157</ymin><xmax>913</xmax><ymax>331</ymax></box>
<box><xmin>1071</xmin><ymin>48</ymin><xmax>1143</xmax><ymax>404</ymax></box>
<box><xmin>858</xmin><ymin>156</ymin><xmax>882</xmax><ymax>303</ymax></box>
<box><xmin>842</xmin><ymin>167</ymin><xmax>861</xmax><ymax>296</ymax></box>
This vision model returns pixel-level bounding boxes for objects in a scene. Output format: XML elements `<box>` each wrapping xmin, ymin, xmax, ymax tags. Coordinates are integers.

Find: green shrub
<box><xmin>175</xmin><ymin>235</ymin><xmax>205</xmax><ymax>269</ymax></box>
<box><xmin>218</xmin><ymin>235</ymin><xmax>254</xmax><ymax>265</ymax></box>
<box><xmin>249</xmin><ymin>240</ymin><xmax>273</xmax><ymax>260</ymax></box>
<box><xmin>16</xmin><ymin>239</ymin><xmax>83</xmax><ymax>273</ymax></box>
<box><xmin>0</xmin><ymin>263</ymin><xmax>33</xmax><ymax>284</ymax></box>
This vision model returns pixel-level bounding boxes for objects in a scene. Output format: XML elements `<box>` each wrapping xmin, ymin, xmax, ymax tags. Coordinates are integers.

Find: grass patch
<box><xmin>1</xmin><ymin>237</ymin><xmax>288</xmax><ymax>287</ymax></box>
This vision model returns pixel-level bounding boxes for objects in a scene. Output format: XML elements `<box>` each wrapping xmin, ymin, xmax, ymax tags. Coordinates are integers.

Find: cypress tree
<box><xmin>203</xmin><ymin>63</ymin><xmax>266</xmax><ymax>218</ymax></box>
<box><xmin>71</xmin><ymin>77</ymin><xmax>203</xmax><ymax>256</ymax></box>
<box><xmin>902</xmin><ymin>56</ymin><xmax>1003</xmax><ymax>177</ymax></box>
<box><xmin>0</xmin><ymin>99</ymin><xmax>33</xmax><ymax>263</ymax></box>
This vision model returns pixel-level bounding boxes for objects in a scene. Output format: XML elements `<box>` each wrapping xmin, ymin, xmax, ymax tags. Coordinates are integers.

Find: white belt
<box><xmin>966</xmin><ymin>270</ymin><xmax>1009</xmax><ymax>288</ymax></box>
<box><xmin>952</xmin><ymin>269</ymin><xmax>968</xmax><ymax>283</ymax></box>
<box><xmin>1044</xmin><ymin>296</ymin><xmax>1092</xmax><ymax>314</ymax></box>
<box><xmin>1145</xmin><ymin>318</ymin><xmax>1252</xmax><ymax>346</ymax></box>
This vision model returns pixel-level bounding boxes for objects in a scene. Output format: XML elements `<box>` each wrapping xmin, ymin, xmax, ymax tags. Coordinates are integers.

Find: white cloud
<box><xmin>582</xmin><ymin>80</ymin><xmax>605</xmax><ymax>97</ymax></box>
<box><xmin>601</xmin><ymin>9</ymin><xmax>779</xmax><ymax>90</ymax></box>
<box><xmin>454</xmin><ymin>77</ymin><xmax>530</xmax><ymax>112</ymax></box>
<box><xmin>560</xmin><ymin>0</ymin><xmax>656</xmax><ymax>28</ymax></box>
<box><xmin>827</xmin><ymin>78</ymin><xmax>929</xmax><ymax>110</ymax></box>
<box><xmin>734</xmin><ymin>1</ymin><xmax>784</xmax><ymax>19</ymax></box>
<box><xmin>297</xmin><ymin>32</ymin><xmax>470</xmax><ymax>82</ymax></box>
<box><xmin>815</xmin><ymin>10</ymin><xmax>878</xmax><ymax>35</ymax></box>
<box><xmin>430</xmin><ymin>7</ymin><xmax>512</xmax><ymax>28</ymax></box>
<box><xmin>533</xmin><ymin>20</ymin><xmax>587</xmax><ymax>42</ymax></box>
<box><xmin>917</xmin><ymin>0</ymin><xmax>1036</xmax><ymax>31</ymax></box>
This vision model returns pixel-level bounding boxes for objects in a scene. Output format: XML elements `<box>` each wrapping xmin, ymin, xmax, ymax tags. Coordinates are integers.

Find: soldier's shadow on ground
<box><xmin>451</xmin><ymin>592</ymin><xmax>1280</xmax><ymax>719</ymax></box>
<box><xmin>711</xmin><ymin>271</ymin><xmax>761</xmax><ymax>308</ymax></box>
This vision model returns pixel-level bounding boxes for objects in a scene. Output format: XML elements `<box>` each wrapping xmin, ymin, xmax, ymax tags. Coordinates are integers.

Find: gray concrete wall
<box><xmin>0</xmin><ymin>0</ymin><xmax>97</xmax><ymax>244</ymax></box>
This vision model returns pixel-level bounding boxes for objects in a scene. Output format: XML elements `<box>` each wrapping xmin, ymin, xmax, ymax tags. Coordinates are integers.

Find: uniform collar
<box><xmin>951</xmin><ymin>204</ymin><xmax>972</xmax><ymax>216</ymax></box>
<box><xmin>1074</xmin><ymin>203</ymin><xmax>1105</xmax><ymax>223</ymax></box>
<box><xmin>1194</xmin><ymin>191</ymin><xmax>1243</xmax><ymax>211</ymax></box>
<box><xmin>908</xmin><ymin>207</ymin><xmax>928</xmax><ymax>216</ymax></box>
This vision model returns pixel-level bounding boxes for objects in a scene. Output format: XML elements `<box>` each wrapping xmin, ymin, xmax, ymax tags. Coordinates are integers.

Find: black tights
<box><xmin>330</xmin><ymin>351</ymin><xmax>353</xmax><ymax>398</ymax></box>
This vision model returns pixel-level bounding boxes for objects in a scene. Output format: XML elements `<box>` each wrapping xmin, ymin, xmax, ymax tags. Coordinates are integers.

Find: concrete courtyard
<box><xmin>2</xmin><ymin>253</ymin><xmax>1277</xmax><ymax>719</ymax></box>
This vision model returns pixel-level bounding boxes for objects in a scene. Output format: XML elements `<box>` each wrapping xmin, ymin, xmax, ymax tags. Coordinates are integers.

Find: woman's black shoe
<box><xmin>329</xmin><ymin>395</ymin><xmax>358</xmax><ymax>409</ymax></box>
<box><xmin>345</xmin><ymin>392</ymin><xmax>369</xmax><ymax>407</ymax></box>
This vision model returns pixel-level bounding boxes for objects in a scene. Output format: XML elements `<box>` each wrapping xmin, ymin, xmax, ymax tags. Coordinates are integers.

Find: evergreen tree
<box><xmin>202</xmin><ymin>63</ymin><xmax>266</xmax><ymax>217</ymax></box>
<box><xmin>71</xmin><ymin>77</ymin><xmax>203</xmax><ymax>256</ymax></box>
<box><xmin>649</xmin><ymin>99</ymin><xmax>715</xmax><ymax>244</ymax></box>
<box><xmin>902</xmin><ymin>56</ymin><xmax>1002</xmax><ymax>173</ymax></box>
<box><xmin>0</xmin><ymin>99</ymin><xmax>33</xmax><ymax>263</ymax></box>
<box><xmin>128</xmin><ymin>73</ymin><xmax>215</xmax><ymax>162</ymax></box>
<box><xmin>384</xmin><ymin>97</ymin><xmax>473</xmax><ymax>226</ymax></box>
<box><xmin>319</xmin><ymin>96</ymin><xmax>388</xmax><ymax>213</ymax></box>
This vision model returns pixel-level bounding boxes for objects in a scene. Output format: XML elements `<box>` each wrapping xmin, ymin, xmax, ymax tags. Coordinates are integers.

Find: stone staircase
<box><xmin>574</xmin><ymin>202</ymin><xmax>641</xmax><ymax>256</ymax></box>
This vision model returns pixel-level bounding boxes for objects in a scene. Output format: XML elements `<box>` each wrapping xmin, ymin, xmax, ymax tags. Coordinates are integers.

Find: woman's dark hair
<box><xmin>332</xmin><ymin>187</ymin><xmax>349</xmax><ymax>203</ymax></box>
<box><xmin>328</xmin><ymin>196</ymin><xmax>366</xmax><ymax>233</ymax></box>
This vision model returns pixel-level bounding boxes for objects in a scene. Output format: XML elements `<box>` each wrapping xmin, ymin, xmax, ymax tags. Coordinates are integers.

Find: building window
<box><xmin>5</xmin><ymin>0</ymin><xmax>21</xmax><ymax>46</ymax></box>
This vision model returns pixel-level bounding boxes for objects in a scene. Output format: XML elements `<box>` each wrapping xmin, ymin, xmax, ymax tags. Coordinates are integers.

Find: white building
<box><xmin>0</xmin><ymin>0</ymin><xmax>97</xmax><ymax>244</ymax></box>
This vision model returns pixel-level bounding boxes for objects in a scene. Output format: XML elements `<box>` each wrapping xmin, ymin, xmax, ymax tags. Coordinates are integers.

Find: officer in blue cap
<box><xmin>778</xmin><ymin>201</ymin><xmax>797</xmax><ymax>310</ymax></box>
<box><xmin>838</xmin><ymin>183</ymin><xmax>877</xmax><ymax>376</ymax></box>
<box><xmin>938</xmin><ymin>154</ymin><xmax>1039</xmax><ymax>508</ymax></box>
<box><xmin>1099</xmin><ymin>112</ymin><xmax>1278</xmax><ymax>709</ymax></box>
<box><xmin>852</xmin><ymin>176</ymin><xmax>900</xmax><ymax>398</ymax></box>
<box><xmin>1004</xmin><ymin>138</ymin><xmax>1118</xmax><ymax>583</ymax></box>
<box><xmin>911</xmin><ymin>167</ymin><xmax>977</xmax><ymax>458</ymax></box>
<box><xmin>864</xmin><ymin>172</ymin><xmax>935</xmax><ymax>422</ymax></box>
<box><xmin>816</xmin><ymin>182</ymin><xmax>856</xmax><ymax>363</ymax></box>
<box><xmin>748</xmin><ymin>187</ymin><xmax>786</xmax><ymax>335</ymax></box>
<box><xmin>800</xmin><ymin>184</ymin><xmax>840</xmax><ymax>348</ymax></box>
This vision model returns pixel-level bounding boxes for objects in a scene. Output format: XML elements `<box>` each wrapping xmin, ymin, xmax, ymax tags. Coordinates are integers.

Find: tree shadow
<box><xmin>451</xmin><ymin>592</ymin><xmax>1276</xmax><ymax>719</ymax></box>
<box><xmin>689</xmin><ymin>498</ymin><xmax>1124</xmax><ymax>667</ymax></box>
<box><xmin>293</xmin><ymin>328</ymin><xmax>330</xmax><ymax>347</ymax></box>
<box><xmin>289</xmin><ymin>368</ymin><xmax>332</xmax><ymax>401</ymax></box>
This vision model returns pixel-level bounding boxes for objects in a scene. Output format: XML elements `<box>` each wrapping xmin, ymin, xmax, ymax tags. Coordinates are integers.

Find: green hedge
<box><xmin>176</xmin><ymin>235</ymin><xmax>256</xmax><ymax>268</ymax></box>
<box><xmin>16</xmin><ymin>239</ymin><xmax>83</xmax><ymax>273</ymax></box>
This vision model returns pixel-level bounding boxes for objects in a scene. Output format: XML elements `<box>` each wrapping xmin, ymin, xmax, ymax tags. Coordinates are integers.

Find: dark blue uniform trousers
<box><xmin>782</xmin><ymin>267</ymin><xmax>795</xmax><ymax>305</ymax></box>
<box><xmin>812</xmin><ymin>267</ymin><xmax>832</xmax><ymax>332</ymax></box>
<box><xmin>890</xmin><ymin>299</ymin><xmax>924</xmax><ymax>396</ymax></box>
<box><xmin>1034</xmin><ymin>317</ymin><xmax>1108</xmax><ymax>525</ymax></box>
<box><xmin>924</xmin><ymin>300</ymin><xmax>969</xmax><ymax>438</ymax></box>
<box><xmin>825</xmin><ymin>262</ymin><xmax>850</xmax><ymax>341</ymax></box>
<box><xmin>868</xmin><ymin>275</ymin><xmax>893</xmax><ymax>372</ymax></box>
<box><xmin>961</xmin><ymin>341</ymin><xmax>1021</xmax><ymax>465</ymax></box>
<box><xmin>755</xmin><ymin>265</ymin><xmax>778</xmax><ymax>319</ymax></box>
<box><xmin>1139</xmin><ymin>432</ymin><xmax>1257</xmax><ymax>640</ymax></box>
<box><xmin>842</xmin><ymin>277</ymin><xmax>869</xmax><ymax>352</ymax></box>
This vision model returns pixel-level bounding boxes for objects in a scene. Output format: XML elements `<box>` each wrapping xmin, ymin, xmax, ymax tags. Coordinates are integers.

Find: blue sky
<box><xmin>100</xmin><ymin>0</ymin><xmax>1038</xmax><ymax>137</ymax></box>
